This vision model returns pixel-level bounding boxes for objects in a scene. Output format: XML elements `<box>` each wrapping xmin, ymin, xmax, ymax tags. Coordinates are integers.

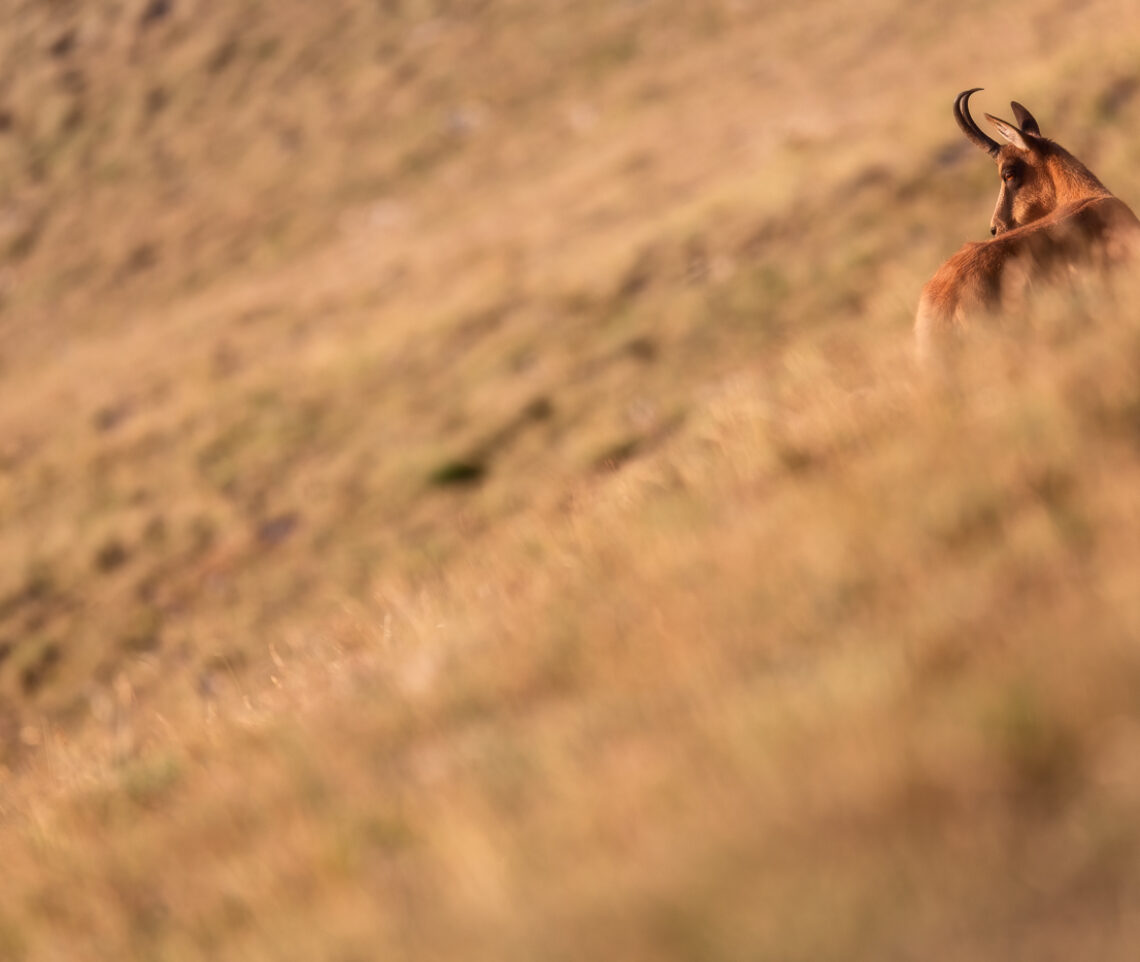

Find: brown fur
<box><xmin>915</xmin><ymin>94</ymin><xmax>1140</xmax><ymax>363</ymax></box>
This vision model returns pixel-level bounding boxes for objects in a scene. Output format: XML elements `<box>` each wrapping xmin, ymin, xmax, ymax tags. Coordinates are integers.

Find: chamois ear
<box><xmin>1010</xmin><ymin>101</ymin><xmax>1041</xmax><ymax>137</ymax></box>
<box><xmin>984</xmin><ymin>113</ymin><xmax>1030</xmax><ymax>151</ymax></box>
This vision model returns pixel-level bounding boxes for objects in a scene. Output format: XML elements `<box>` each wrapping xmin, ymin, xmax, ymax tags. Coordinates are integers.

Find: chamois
<box><xmin>915</xmin><ymin>89</ymin><xmax>1140</xmax><ymax>362</ymax></box>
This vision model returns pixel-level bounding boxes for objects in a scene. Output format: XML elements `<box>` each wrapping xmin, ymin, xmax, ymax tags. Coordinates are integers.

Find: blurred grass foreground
<box><xmin>2</xmin><ymin>2</ymin><xmax>1140</xmax><ymax>960</ymax></box>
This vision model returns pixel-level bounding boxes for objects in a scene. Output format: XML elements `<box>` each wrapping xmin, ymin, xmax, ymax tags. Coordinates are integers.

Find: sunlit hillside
<box><xmin>2</xmin><ymin>1</ymin><xmax>1140</xmax><ymax>959</ymax></box>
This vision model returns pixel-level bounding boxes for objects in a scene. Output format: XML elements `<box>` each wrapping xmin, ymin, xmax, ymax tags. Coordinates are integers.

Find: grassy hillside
<box><xmin>3</xmin><ymin>0</ymin><xmax>1140</xmax><ymax>959</ymax></box>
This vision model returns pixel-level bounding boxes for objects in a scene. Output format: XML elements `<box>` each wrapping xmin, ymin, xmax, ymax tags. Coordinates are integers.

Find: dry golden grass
<box><xmin>3</xmin><ymin>0</ymin><xmax>1140</xmax><ymax>959</ymax></box>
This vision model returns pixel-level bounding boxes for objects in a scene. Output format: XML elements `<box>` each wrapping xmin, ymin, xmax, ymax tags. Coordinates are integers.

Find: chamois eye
<box><xmin>1002</xmin><ymin>169</ymin><xmax>1018</xmax><ymax>185</ymax></box>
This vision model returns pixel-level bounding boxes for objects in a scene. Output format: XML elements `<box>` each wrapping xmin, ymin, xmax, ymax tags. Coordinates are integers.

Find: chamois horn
<box><xmin>954</xmin><ymin>88</ymin><xmax>1000</xmax><ymax>157</ymax></box>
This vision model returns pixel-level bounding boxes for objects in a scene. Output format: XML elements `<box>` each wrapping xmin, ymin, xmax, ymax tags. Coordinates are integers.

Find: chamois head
<box><xmin>954</xmin><ymin>88</ymin><xmax>1109</xmax><ymax>237</ymax></box>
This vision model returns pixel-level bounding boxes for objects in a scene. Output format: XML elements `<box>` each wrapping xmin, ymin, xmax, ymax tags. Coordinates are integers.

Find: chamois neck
<box><xmin>1045</xmin><ymin>143</ymin><xmax>1112</xmax><ymax>203</ymax></box>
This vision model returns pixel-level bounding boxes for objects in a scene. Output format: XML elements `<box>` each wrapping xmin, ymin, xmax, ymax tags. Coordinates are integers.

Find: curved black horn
<box><xmin>954</xmin><ymin>88</ymin><xmax>1000</xmax><ymax>157</ymax></box>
